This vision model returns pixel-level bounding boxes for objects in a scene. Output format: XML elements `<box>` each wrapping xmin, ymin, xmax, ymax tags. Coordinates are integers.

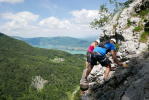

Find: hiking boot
<box><xmin>84</xmin><ymin>78</ymin><xmax>88</xmax><ymax>83</ymax></box>
<box><xmin>80</xmin><ymin>83</ymin><xmax>89</xmax><ymax>91</ymax></box>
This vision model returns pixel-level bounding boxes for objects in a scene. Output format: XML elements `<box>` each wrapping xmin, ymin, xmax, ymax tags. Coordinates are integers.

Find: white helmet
<box><xmin>95</xmin><ymin>39</ymin><xmax>100</xmax><ymax>43</ymax></box>
<box><xmin>111</xmin><ymin>38</ymin><xmax>116</xmax><ymax>43</ymax></box>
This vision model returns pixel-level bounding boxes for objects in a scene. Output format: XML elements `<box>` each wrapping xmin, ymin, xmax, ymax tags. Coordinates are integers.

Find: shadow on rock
<box><xmin>90</xmin><ymin>52</ymin><xmax>149</xmax><ymax>100</ymax></box>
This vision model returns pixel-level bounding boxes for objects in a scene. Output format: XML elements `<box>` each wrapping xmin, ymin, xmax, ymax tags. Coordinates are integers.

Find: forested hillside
<box><xmin>0</xmin><ymin>33</ymin><xmax>85</xmax><ymax>100</ymax></box>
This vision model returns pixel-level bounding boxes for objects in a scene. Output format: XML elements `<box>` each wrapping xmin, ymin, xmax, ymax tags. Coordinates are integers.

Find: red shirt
<box><xmin>87</xmin><ymin>45</ymin><xmax>94</xmax><ymax>53</ymax></box>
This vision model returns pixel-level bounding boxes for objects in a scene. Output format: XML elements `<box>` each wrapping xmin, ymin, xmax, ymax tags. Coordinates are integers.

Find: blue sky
<box><xmin>0</xmin><ymin>0</ymin><xmax>105</xmax><ymax>18</ymax></box>
<box><xmin>0</xmin><ymin>0</ymin><xmax>126</xmax><ymax>38</ymax></box>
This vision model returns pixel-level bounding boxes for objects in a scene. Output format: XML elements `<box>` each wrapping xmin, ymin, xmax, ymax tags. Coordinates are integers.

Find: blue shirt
<box><xmin>93</xmin><ymin>42</ymin><xmax>116</xmax><ymax>56</ymax></box>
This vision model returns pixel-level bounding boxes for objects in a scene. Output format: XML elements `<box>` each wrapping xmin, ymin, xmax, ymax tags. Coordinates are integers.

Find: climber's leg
<box><xmin>85</xmin><ymin>63</ymin><xmax>93</xmax><ymax>81</ymax></box>
<box><xmin>104</xmin><ymin>64</ymin><xmax>111</xmax><ymax>80</ymax></box>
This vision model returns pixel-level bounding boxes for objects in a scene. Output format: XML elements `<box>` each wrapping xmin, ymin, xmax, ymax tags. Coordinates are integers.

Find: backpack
<box><xmin>98</xmin><ymin>40</ymin><xmax>111</xmax><ymax>53</ymax></box>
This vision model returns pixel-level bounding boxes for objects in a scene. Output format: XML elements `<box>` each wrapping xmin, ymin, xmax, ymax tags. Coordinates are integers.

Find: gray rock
<box><xmin>91</xmin><ymin>54</ymin><xmax>149</xmax><ymax>100</ymax></box>
<box><xmin>99</xmin><ymin>0</ymin><xmax>148</xmax><ymax>58</ymax></box>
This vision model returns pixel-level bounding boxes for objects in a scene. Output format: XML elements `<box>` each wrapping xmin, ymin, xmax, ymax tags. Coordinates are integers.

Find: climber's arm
<box><xmin>111</xmin><ymin>50</ymin><xmax>123</xmax><ymax>66</ymax></box>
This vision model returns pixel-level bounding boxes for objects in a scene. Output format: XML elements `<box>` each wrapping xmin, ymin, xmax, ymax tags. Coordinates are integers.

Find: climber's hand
<box><xmin>117</xmin><ymin>62</ymin><xmax>128</xmax><ymax>68</ymax></box>
<box><xmin>122</xmin><ymin>62</ymin><xmax>128</xmax><ymax>68</ymax></box>
<box><xmin>117</xmin><ymin>62</ymin><xmax>123</xmax><ymax>66</ymax></box>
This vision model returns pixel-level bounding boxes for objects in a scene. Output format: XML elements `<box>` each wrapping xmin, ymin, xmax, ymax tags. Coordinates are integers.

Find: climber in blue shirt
<box><xmin>85</xmin><ymin>38</ymin><xmax>127</xmax><ymax>81</ymax></box>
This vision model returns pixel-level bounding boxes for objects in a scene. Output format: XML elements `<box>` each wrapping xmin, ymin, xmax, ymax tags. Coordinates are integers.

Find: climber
<box><xmin>80</xmin><ymin>39</ymin><xmax>100</xmax><ymax>95</ymax></box>
<box><xmin>86</xmin><ymin>39</ymin><xmax>100</xmax><ymax>68</ymax></box>
<box><xmin>85</xmin><ymin>38</ymin><xmax>128</xmax><ymax>81</ymax></box>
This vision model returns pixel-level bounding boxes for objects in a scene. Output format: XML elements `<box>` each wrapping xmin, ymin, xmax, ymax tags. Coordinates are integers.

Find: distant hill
<box><xmin>13</xmin><ymin>36</ymin><xmax>91</xmax><ymax>48</ymax></box>
<box><xmin>0</xmin><ymin>33</ymin><xmax>85</xmax><ymax>100</ymax></box>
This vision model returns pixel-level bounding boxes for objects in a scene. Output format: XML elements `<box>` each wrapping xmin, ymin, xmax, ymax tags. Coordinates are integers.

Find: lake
<box><xmin>64</xmin><ymin>50</ymin><xmax>86</xmax><ymax>55</ymax></box>
<box><xmin>34</xmin><ymin>45</ymin><xmax>87</xmax><ymax>55</ymax></box>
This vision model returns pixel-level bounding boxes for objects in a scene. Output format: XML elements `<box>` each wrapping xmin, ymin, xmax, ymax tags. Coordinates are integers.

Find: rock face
<box><xmin>80</xmin><ymin>0</ymin><xmax>149</xmax><ymax>100</ymax></box>
<box><xmin>88</xmin><ymin>52</ymin><xmax>149</xmax><ymax>100</ymax></box>
<box><xmin>100</xmin><ymin>0</ymin><xmax>149</xmax><ymax>57</ymax></box>
<box><xmin>31</xmin><ymin>76</ymin><xmax>48</xmax><ymax>91</ymax></box>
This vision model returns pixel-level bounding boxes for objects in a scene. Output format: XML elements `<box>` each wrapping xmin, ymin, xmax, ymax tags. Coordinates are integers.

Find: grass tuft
<box><xmin>133</xmin><ymin>26</ymin><xmax>143</xmax><ymax>32</ymax></box>
<box><xmin>140</xmin><ymin>32</ymin><xmax>149</xmax><ymax>43</ymax></box>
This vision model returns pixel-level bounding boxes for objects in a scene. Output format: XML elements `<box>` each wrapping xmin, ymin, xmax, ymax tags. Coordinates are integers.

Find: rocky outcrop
<box><xmin>50</xmin><ymin>57</ymin><xmax>65</xmax><ymax>63</ymax></box>
<box><xmin>80</xmin><ymin>0</ymin><xmax>149</xmax><ymax>100</ymax></box>
<box><xmin>135</xmin><ymin>0</ymin><xmax>149</xmax><ymax>13</ymax></box>
<box><xmin>100</xmin><ymin>0</ymin><xmax>149</xmax><ymax>57</ymax></box>
<box><xmin>89</xmin><ymin>52</ymin><xmax>149</xmax><ymax>100</ymax></box>
<box><xmin>31</xmin><ymin>76</ymin><xmax>48</xmax><ymax>91</ymax></box>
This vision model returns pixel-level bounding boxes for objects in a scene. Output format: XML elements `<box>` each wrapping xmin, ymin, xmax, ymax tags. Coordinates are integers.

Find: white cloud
<box><xmin>1</xmin><ymin>11</ymin><xmax>39</xmax><ymax>27</ymax></box>
<box><xmin>0</xmin><ymin>0</ymin><xmax>24</xmax><ymax>4</ymax></box>
<box><xmin>1</xmin><ymin>12</ymin><xmax>39</xmax><ymax>22</ymax></box>
<box><xmin>39</xmin><ymin>17</ymin><xmax>71</xmax><ymax>29</ymax></box>
<box><xmin>71</xmin><ymin>9</ymin><xmax>99</xmax><ymax>24</ymax></box>
<box><xmin>0</xmin><ymin>9</ymin><xmax>100</xmax><ymax>38</ymax></box>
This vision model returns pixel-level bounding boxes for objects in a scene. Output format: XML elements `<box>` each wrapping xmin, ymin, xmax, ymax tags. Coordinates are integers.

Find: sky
<box><xmin>0</xmin><ymin>0</ymin><xmax>126</xmax><ymax>38</ymax></box>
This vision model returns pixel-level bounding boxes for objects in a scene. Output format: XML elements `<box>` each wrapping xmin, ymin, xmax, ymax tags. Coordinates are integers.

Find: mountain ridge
<box><xmin>13</xmin><ymin>36</ymin><xmax>91</xmax><ymax>47</ymax></box>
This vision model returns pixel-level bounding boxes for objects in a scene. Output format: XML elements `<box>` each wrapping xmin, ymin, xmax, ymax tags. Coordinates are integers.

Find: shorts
<box><xmin>86</xmin><ymin>52</ymin><xmax>92</xmax><ymax>63</ymax></box>
<box><xmin>90</xmin><ymin>54</ymin><xmax>111</xmax><ymax>67</ymax></box>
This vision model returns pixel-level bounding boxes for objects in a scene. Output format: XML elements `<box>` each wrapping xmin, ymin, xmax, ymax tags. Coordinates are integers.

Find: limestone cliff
<box><xmin>100</xmin><ymin>0</ymin><xmax>149</xmax><ymax>57</ymax></box>
<box><xmin>80</xmin><ymin>0</ymin><xmax>149</xmax><ymax>100</ymax></box>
